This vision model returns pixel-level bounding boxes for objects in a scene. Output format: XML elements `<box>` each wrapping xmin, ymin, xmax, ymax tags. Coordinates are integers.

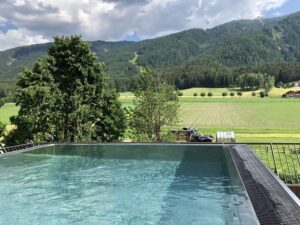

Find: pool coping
<box><xmin>230</xmin><ymin>144</ymin><xmax>300</xmax><ymax>225</ymax></box>
<box><xmin>223</xmin><ymin>145</ymin><xmax>260</xmax><ymax>225</ymax></box>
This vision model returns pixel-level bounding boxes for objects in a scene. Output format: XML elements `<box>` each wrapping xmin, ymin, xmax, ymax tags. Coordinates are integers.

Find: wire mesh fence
<box><xmin>248</xmin><ymin>143</ymin><xmax>300</xmax><ymax>184</ymax></box>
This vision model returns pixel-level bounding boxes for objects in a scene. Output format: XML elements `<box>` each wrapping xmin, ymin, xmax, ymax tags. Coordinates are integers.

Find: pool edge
<box><xmin>230</xmin><ymin>144</ymin><xmax>300</xmax><ymax>225</ymax></box>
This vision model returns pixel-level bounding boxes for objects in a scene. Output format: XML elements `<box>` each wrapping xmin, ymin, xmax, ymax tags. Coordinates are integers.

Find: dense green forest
<box><xmin>1</xmin><ymin>12</ymin><xmax>300</xmax><ymax>93</ymax></box>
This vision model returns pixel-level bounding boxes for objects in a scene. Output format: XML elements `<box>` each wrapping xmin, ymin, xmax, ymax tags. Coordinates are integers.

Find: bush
<box><xmin>177</xmin><ymin>91</ymin><xmax>183</xmax><ymax>96</ymax></box>
<box><xmin>193</xmin><ymin>93</ymin><xmax>198</xmax><ymax>97</ymax></box>
<box><xmin>276</xmin><ymin>81</ymin><xmax>284</xmax><ymax>88</ymax></box>
<box><xmin>230</xmin><ymin>92</ymin><xmax>235</xmax><ymax>97</ymax></box>
<box><xmin>252</xmin><ymin>91</ymin><xmax>256</xmax><ymax>97</ymax></box>
<box><xmin>222</xmin><ymin>92</ymin><xmax>228</xmax><ymax>97</ymax></box>
<box><xmin>200</xmin><ymin>92</ymin><xmax>206</xmax><ymax>97</ymax></box>
<box><xmin>207</xmin><ymin>92</ymin><xmax>213</xmax><ymax>97</ymax></box>
<box><xmin>259</xmin><ymin>91</ymin><xmax>266</xmax><ymax>98</ymax></box>
<box><xmin>237</xmin><ymin>91</ymin><xmax>243</xmax><ymax>97</ymax></box>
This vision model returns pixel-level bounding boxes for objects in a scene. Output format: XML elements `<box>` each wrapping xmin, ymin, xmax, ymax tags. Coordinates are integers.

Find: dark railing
<box><xmin>0</xmin><ymin>142</ymin><xmax>36</xmax><ymax>154</ymax></box>
<box><xmin>248</xmin><ymin>143</ymin><xmax>300</xmax><ymax>184</ymax></box>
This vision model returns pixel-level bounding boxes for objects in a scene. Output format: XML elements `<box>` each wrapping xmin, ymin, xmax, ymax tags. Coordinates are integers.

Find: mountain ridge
<box><xmin>1</xmin><ymin>11</ymin><xmax>300</xmax><ymax>90</ymax></box>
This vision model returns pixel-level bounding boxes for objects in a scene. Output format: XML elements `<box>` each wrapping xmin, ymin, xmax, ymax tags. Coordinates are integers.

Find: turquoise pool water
<box><xmin>0</xmin><ymin>144</ymin><xmax>258</xmax><ymax>225</ymax></box>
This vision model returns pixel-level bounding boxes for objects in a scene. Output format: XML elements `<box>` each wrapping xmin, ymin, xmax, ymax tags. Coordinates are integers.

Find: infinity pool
<box><xmin>0</xmin><ymin>144</ymin><xmax>259</xmax><ymax>225</ymax></box>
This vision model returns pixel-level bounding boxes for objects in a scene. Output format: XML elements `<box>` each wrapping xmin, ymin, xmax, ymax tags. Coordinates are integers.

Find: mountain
<box><xmin>1</xmin><ymin>11</ymin><xmax>300</xmax><ymax>90</ymax></box>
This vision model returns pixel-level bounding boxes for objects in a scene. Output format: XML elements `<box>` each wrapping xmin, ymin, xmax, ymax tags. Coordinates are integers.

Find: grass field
<box><xmin>120</xmin><ymin>87</ymin><xmax>300</xmax><ymax>142</ymax></box>
<box><xmin>0</xmin><ymin>103</ymin><xmax>19</xmax><ymax>125</ymax></box>
<box><xmin>119</xmin><ymin>97</ymin><xmax>300</xmax><ymax>142</ymax></box>
<box><xmin>1</xmin><ymin>87</ymin><xmax>300</xmax><ymax>143</ymax></box>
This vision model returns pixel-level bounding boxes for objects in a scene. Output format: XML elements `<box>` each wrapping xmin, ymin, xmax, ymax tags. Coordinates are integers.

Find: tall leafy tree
<box><xmin>0</xmin><ymin>100</ymin><xmax>4</xmax><ymax>140</ymax></box>
<box><xmin>264</xmin><ymin>76</ymin><xmax>275</xmax><ymax>94</ymax></box>
<box><xmin>5</xmin><ymin>36</ymin><xmax>126</xmax><ymax>145</ymax></box>
<box><xmin>129</xmin><ymin>69</ymin><xmax>179</xmax><ymax>142</ymax></box>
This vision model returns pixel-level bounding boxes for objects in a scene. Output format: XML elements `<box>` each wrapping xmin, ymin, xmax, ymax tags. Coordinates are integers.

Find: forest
<box><xmin>1</xmin><ymin>11</ymin><xmax>300</xmax><ymax>94</ymax></box>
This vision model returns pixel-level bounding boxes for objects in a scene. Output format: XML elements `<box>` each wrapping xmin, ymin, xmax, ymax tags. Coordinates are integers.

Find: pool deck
<box><xmin>231</xmin><ymin>144</ymin><xmax>300</xmax><ymax>225</ymax></box>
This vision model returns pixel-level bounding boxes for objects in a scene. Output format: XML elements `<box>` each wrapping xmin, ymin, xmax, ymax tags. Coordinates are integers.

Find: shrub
<box><xmin>276</xmin><ymin>81</ymin><xmax>284</xmax><ymax>88</ymax></box>
<box><xmin>207</xmin><ymin>92</ymin><xmax>213</xmax><ymax>97</ymax></box>
<box><xmin>259</xmin><ymin>91</ymin><xmax>266</xmax><ymax>98</ymax></box>
<box><xmin>230</xmin><ymin>92</ymin><xmax>235</xmax><ymax>97</ymax></box>
<box><xmin>222</xmin><ymin>92</ymin><xmax>228</xmax><ymax>97</ymax></box>
<box><xmin>200</xmin><ymin>92</ymin><xmax>206</xmax><ymax>97</ymax></box>
<box><xmin>177</xmin><ymin>91</ymin><xmax>183</xmax><ymax>96</ymax></box>
<box><xmin>193</xmin><ymin>93</ymin><xmax>198</xmax><ymax>97</ymax></box>
<box><xmin>237</xmin><ymin>91</ymin><xmax>243</xmax><ymax>97</ymax></box>
<box><xmin>252</xmin><ymin>91</ymin><xmax>256</xmax><ymax>97</ymax></box>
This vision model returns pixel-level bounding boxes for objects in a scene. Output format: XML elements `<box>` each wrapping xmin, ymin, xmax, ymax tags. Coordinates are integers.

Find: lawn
<box><xmin>179</xmin><ymin>97</ymin><xmax>300</xmax><ymax>142</ymax></box>
<box><xmin>0</xmin><ymin>103</ymin><xmax>19</xmax><ymax>125</ymax></box>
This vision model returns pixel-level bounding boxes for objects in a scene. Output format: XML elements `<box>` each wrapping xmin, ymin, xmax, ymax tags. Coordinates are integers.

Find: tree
<box><xmin>193</xmin><ymin>93</ymin><xmax>198</xmax><ymax>97</ymax></box>
<box><xmin>129</xmin><ymin>69</ymin><xmax>179</xmax><ymax>142</ymax></box>
<box><xmin>222</xmin><ymin>92</ymin><xmax>228</xmax><ymax>97</ymax></box>
<box><xmin>264</xmin><ymin>76</ymin><xmax>275</xmax><ymax>94</ymax></box>
<box><xmin>238</xmin><ymin>73</ymin><xmax>264</xmax><ymax>90</ymax></box>
<box><xmin>237</xmin><ymin>91</ymin><xmax>243</xmax><ymax>97</ymax></box>
<box><xmin>208</xmin><ymin>92</ymin><xmax>213</xmax><ymax>97</ymax></box>
<box><xmin>0</xmin><ymin>100</ymin><xmax>5</xmax><ymax>147</ymax></box>
<box><xmin>230</xmin><ymin>92</ymin><xmax>235</xmax><ymax>97</ymax></box>
<box><xmin>0</xmin><ymin>100</ymin><xmax>4</xmax><ymax>139</ymax></box>
<box><xmin>200</xmin><ymin>92</ymin><xmax>206</xmax><ymax>97</ymax></box>
<box><xmin>5</xmin><ymin>36</ymin><xmax>126</xmax><ymax>145</ymax></box>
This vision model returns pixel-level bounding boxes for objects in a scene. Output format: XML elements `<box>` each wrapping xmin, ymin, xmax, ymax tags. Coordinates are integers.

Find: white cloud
<box><xmin>0</xmin><ymin>29</ymin><xmax>49</xmax><ymax>51</ymax></box>
<box><xmin>0</xmin><ymin>0</ymin><xmax>288</xmax><ymax>50</ymax></box>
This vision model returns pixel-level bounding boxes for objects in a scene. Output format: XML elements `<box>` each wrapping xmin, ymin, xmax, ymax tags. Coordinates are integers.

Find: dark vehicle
<box><xmin>190</xmin><ymin>134</ymin><xmax>214</xmax><ymax>142</ymax></box>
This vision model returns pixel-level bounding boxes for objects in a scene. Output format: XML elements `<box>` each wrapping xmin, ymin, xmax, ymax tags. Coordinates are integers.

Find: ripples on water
<box><xmin>0</xmin><ymin>145</ymin><xmax>255</xmax><ymax>225</ymax></box>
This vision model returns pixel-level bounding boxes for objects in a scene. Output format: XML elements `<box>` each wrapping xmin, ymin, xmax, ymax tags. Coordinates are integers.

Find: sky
<box><xmin>0</xmin><ymin>0</ymin><xmax>300</xmax><ymax>51</ymax></box>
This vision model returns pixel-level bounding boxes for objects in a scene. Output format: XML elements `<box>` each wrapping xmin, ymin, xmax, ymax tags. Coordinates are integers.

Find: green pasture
<box><xmin>119</xmin><ymin>97</ymin><xmax>300</xmax><ymax>143</ymax></box>
<box><xmin>0</xmin><ymin>103</ymin><xmax>19</xmax><ymax>125</ymax></box>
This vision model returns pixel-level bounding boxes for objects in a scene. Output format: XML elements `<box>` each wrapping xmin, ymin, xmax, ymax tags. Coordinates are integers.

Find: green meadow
<box><xmin>0</xmin><ymin>103</ymin><xmax>19</xmax><ymax>125</ymax></box>
<box><xmin>1</xmin><ymin>87</ymin><xmax>300</xmax><ymax>142</ymax></box>
<box><xmin>120</xmin><ymin>87</ymin><xmax>300</xmax><ymax>142</ymax></box>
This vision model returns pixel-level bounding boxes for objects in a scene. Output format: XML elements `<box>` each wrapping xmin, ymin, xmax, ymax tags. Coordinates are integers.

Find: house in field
<box><xmin>282</xmin><ymin>90</ymin><xmax>300</xmax><ymax>98</ymax></box>
<box><xmin>294</xmin><ymin>80</ymin><xmax>300</xmax><ymax>87</ymax></box>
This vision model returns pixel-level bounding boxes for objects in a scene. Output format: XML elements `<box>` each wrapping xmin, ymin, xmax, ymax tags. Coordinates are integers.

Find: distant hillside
<box><xmin>1</xmin><ymin>11</ymin><xmax>300</xmax><ymax>90</ymax></box>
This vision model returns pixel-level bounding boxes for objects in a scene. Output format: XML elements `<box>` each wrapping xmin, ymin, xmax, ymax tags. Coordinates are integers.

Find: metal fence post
<box><xmin>270</xmin><ymin>143</ymin><xmax>278</xmax><ymax>175</ymax></box>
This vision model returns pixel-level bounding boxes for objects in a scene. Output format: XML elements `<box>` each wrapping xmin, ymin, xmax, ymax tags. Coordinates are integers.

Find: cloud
<box><xmin>0</xmin><ymin>29</ymin><xmax>49</xmax><ymax>51</ymax></box>
<box><xmin>0</xmin><ymin>0</ymin><xmax>288</xmax><ymax>50</ymax></box>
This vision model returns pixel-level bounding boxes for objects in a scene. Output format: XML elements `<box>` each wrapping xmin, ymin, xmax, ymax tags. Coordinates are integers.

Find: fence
<box><xmin>248</xmin><ymin>143</ymin><xmax>300</xmax><ymax>184</ymax></box>
<box><xmin>0</xmin><ymin>142</ymin><xmax>35</xmax><ymax>154</ymax></box>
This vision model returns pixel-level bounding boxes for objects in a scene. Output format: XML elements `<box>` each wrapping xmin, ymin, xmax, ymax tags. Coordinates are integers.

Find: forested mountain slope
<box><xmin>1</xmin><ymin>11</ymin><xmax>300</xmax><ymax>90</ymax></box>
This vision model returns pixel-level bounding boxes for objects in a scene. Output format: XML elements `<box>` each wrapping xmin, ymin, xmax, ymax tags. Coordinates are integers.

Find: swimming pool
<box><xmin>0</xmin><ymin>144</ymin><xmax>259</xmax><ymax>225</ymax></box>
